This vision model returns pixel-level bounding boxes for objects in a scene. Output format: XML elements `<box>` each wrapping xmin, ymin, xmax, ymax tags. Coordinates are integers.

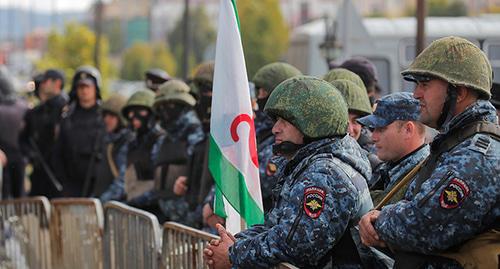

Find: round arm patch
<box><xmin>303</xmin><ymin>186</ymin><xmax>326</xmax><ymax>219</ymax></box>
<box><xmin>439</xmin><ymin>178</ymin><xmax>470</xmax><ymax>209</ymax></box>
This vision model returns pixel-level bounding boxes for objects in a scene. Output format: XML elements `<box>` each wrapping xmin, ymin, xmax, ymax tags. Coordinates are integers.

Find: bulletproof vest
<box><xmin>184</xmin><ymin>139</ymin><xmax>213</xmax><ymax>210</ymax></box>
<box><xmin>394</xmin><ymin>121</ymin><xmax>500</xmax><ymax>269</ymax></box>
<box><xmin>93</xmin><ymin>133</ymin><xmax>129</xmax><ymax>197</ymax></box>
<box><xmin>127</xmin><ymin>132</ymin><xmax>159</xmax><ymax>181</ymax></box>
<box><xmin>153</xmin><ymin>139</ymin><xmax>189</xmax><ymax>199</ymax></box>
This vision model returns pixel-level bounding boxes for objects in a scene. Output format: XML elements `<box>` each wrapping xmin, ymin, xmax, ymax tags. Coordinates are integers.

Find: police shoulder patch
<box><xmin>303</xmin><ymin>186</ymin><xmax>326</xmax><ymax>219</ymax></box>
<box><xmin>439</xmin><ymin>178</ymin><xmax>470</xmax><ymax>209</ymax></box>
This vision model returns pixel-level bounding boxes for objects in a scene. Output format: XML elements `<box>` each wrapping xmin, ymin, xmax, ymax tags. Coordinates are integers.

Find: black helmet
<box><xmin>69</xmin><ymin>65</ymin><xmax>102</xmax><ymax>102</ymax></box>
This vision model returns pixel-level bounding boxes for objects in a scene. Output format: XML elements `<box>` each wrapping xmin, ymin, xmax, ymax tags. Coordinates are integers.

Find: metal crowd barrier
<box><xmin>161</xmin><ymin>221</ymin><xmax>218</xmax><ymax>269</ymax></box>
<box><xmin>160</xmin><ymin>221</ymin><xmax>298</xmax><ymax>269</ymax></box>
<box><xmin>0</xmin><ymin>196</ymin><xmax>52</xmax><ymax>269</ymax></box>
<box><xmin>50</xmin><ymin>198</ymin><xmax>104</xmax><ymax>269</ymax></box>
<box><xmin>103</xmin><ymin>201</ymin><xmax>161</xmax><ymax>269</ymax></box>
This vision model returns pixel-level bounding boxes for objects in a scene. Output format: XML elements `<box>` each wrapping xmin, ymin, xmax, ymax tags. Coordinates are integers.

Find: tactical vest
<box><xmin>153</xmin><ymin>139</ymin><xmax>189</xmax><ymax>199</ymax></box>
<box><xmin>184</xmin><ymin>139</ymin><xmax>213</xmax><ymax>210</ymax></box>
<box><xmin>393</xmin><ymin>121</ymin><xmax>500</xmax><ymax>269</ymax></box>
<box><xmin>125</xmin><ymin>131</ymin><xmax>161</xmax><ymax>200</ymax></box>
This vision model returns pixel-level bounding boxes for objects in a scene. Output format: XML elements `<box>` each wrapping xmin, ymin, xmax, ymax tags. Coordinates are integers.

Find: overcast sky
<box><xmin>0</xmin><ymin>0</ymin><xmax>94</xmax><ymax>12</ymax></box>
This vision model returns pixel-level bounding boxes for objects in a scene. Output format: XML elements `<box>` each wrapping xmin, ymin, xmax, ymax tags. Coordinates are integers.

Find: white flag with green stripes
<box><xmin>209</xmin><ymin>0</ymin><xmax>264</xmax><ymax>234</ymax></box>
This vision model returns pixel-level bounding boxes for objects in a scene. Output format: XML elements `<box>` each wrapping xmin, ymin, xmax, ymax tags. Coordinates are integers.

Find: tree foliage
<box><xmin>237</xmin><ymin>0</ymin><xmax>289</xmax><ymax>78</ymax></box>
<box><xmin>406</xmin><ymin>0</ymin><xmax>467</xmax><ymax>17</ymax></box>
<box><xmin>169</xmin><ymin>6</ymin><xmax>216</xmax><ymax>76</ymax></box>
<box><xmin>36</xmin><ymin>23</ymin><xmax>114</xmax><ymax>96</ymax></box>
<box><xmin>120</xmin><ymin>42</ymin><xmax>177</xmax><ymax>80</ymax></box>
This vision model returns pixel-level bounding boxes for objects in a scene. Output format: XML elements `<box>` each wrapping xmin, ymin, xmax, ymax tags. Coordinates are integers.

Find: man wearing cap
<box><xmin>204</xmin><ymin>76</ymin><xmax>373</xmax><ymax>268</ymax></box>
<box><xmin>20</xmin><ymin>68</ymin><xmax>68</xmax><ymax>198</ymax></box>
<box><xmin>53</xmin><ymin>66</ymin><xmax>105</xmax><ymax>197</ymax></box>
<box><xmin>145</xmin><ymin>68</ymin><xmax>171</xmax><ymax>93</ymax></box>
<box><xmin>357</xmin><ymin>92</ymin><xmax>429</xmax><ymax>206</ymax></box>
<box><xmin>359</xmin><ymin>36</ymin><xmax>500</xmax><ymax>268</ymax></box>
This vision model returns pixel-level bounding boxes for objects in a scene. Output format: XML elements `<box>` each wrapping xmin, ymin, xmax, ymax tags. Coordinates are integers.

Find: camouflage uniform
<box><xmin>374</xmin><ymin>101</ymin><xmax>499</xmax><ymax>266</ymax></box>
<box><xmin>156</xmin><ymin>108</ymin><xmax>205</xmax><ymax>225</ymax></box>
<box><xmin>373</xmin><ymin>37</ymin><xmax>500</xmax><ymax>268</ymax></box>
<box><xmin>228</xmin><ymin>76</ymin><xmax>373</xmax><ymax>268</ymax></box>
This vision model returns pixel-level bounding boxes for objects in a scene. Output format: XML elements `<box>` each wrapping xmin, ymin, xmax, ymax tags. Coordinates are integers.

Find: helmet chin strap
<box><xmin>436</xmin><ymin>84</ymin><xmax>458</xmax><ymax>130</ymax></box>
<box><xmin>272</xmin><ymin>141</ymin><xmax>304</xmax><ymax>157</ymax></box>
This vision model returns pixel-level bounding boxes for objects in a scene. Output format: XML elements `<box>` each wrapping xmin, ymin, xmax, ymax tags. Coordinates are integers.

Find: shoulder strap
<box><xmin>375</xmin><ymin>158</ymin><xmax>427</xmax><ymax>210</ymax></box>
<box><xmin>413</xmin><ymin>121</ymin><xmax>500</xmax><ymax>195</ymax></box>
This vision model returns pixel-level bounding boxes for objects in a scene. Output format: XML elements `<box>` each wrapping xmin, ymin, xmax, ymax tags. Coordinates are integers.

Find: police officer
<box><xmin>20</xmin><ymin>68</ymin><xmax>68</xmax><ymax>198</ymax></box>
<box><xmin>52</xmin><ymin>66</ymin><xmax>105</xmax><ymax>197</ymax></box>
<box><xmin>191</xmin><ymin>61</ymin><xmax>215</xmax><ymax>132</ymax></box>
<box><xmin>94</xmin><ymin>93</ymin><xmax>131</xmax><ymax>203</ymax></box>
<box><xmin>151</xmin><ymin>79</ymin><xmax>204</xmax><ymax>225</ymax></box>
<box><xmin>325</xmin><ymin>74</ymin><xmax>381</xmax><ymax>171</ymax></box>
<box><xmin>204</xmin><ymin>76</ymin><xmax>373</xmax><ymax>268</ymax></box>
<box><xmin>252</xmin><ymin>62</ymin><xmax>301</xmax><ymax>212</ymax></box>
<box><xmin>0</xmin><ymin>66</ymin><xmax>28</xmax><ymax>198</ymax></box>
<box><xmin>145</xmin><ymin>68</ymin><xmax>171</xmax><ymax>93</ymax></box>
<box><xmin>357</xmin><ymin>92</ymin><xmax>429</xmax><ymax>206</ymax></box>
<box><xmin>122</xmin><ymin>90</ymin><xmax>161</xmax><ymax>208</ymax></box>
<box><xmin>359</xmin><ymin>36</ymin><xmax>500</xmax><ymax>268</ymax></box>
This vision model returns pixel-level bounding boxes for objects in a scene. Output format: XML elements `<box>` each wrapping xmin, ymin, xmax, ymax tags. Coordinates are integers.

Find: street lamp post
<box><xmin>319</xmin><ymin>16</ymin><xmax>342</xmax><ymax>70</ymax></box>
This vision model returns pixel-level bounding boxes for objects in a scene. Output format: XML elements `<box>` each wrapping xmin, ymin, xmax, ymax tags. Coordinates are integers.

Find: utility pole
<box><xmin>94</xmin><ymin>0</ymin><xmax>103</xmax><ymax>70</ymax></box>
<box><xmin>182</xmin><ymin>0</ymin><xmax>190</xmax><ymax>79</ymax></box>
<box><xmin>416</xmin><ymin>0</ymin><xmax>426</xmax><ymax>56</ymax></box>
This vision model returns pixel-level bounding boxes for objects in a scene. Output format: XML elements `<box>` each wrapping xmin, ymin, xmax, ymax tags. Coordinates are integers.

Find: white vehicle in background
<box><xmin>285</xmin><ymin>0</ymin><xmax>500</xmax><ymax>95</ymax></box>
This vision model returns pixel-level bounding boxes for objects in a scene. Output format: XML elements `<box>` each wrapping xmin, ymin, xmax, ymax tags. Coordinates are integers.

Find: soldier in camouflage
<box><xmin>252</xmin><ymin>62</ymin><xmax>302</xmax><ymax>212</ymax></box>
<box><xmin>357</xmin><ymin>92</ymin><xmax>429</xmax><ymax>207</ymax></box>
<box><xmin>325</xmin><ymin>74</ymin><xmax>381</xmax><ymax>170</ymax></box>
<box><xmin>359</xmin><ymin>36</ymin><xmax>500</xmax><ymax>269</ymax></box>
<box><xmin>122</xmin><ymin>90</ymin><xmax>162</xmax><ymax>209</ymax></box>
<box><xmin>204</xmin><ymin>76</ymin><xmax>373</xmax><ymax>268</ymax></box>
<box><xmin>151</xmin><ymin>79</ymin><xmax>205</xmax><ymax>226</ymax></box>
<box><xmin>96</xmin><ymin>93</ymin><xmax>131</xmax><ymax>203</ymax></box>
<box><xmin>145</xmin><ymin>68</ymin><xmax>171</xmax><ymax>93</ymax></box>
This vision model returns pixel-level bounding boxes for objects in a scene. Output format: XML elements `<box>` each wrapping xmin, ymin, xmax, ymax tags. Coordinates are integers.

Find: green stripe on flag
<box><xmin>209</xmin><ymin>135</ymin><xmax>264</xmax><ymax>226</ymax></box>
<box><xmin>230</xmin><ymin>0</ymin><xmax>241</xmax><ymax>31</ymax></box>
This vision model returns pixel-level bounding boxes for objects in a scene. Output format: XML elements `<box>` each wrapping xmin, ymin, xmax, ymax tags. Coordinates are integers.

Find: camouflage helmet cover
<box><xmin>122</xmin><ymin>89</ymin><xmax>155</xmax><ymax>118</ymax></box>
<box><xmin>154</xmin><ymin>79</ymin><xmax>196</xmax><ymax>109</ymax></box>
<box><xmin>330</xmin><ymin>79</ymin><xmax>372</xmax><ymax>116</ymax></box>
<box><xmin>102</xmin><ymin>93</ymin><xmax>128</xmax><ymax>124</ymax></box>
<box><xmin>252</xmin><ymin>62</ymin><xmax>302</xmax><ymax>94</ymax></box>
<box><xmin>264</xmin><ymin>76</ymin><xmax>348</xmax><ymax>138</ymax></box>
<box><xmin>402</xmin><ymin>36</ymin><xmax>493</xmax><ymax>98</ymax></box>
<box><xmin>323</xmin><ymin>68</ymin><xmax>366</xmax><ymax>91</ymax></box>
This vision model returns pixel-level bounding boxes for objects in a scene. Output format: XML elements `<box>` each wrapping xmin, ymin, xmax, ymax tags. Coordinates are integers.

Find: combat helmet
<box><xmin>402</xmin><ymin>36</ymin><xmax>493</xmax><ymax>98</ymax></box>
<box><xmin>323</xmin><ymin>68</ymin><xmax>366</xmax><ymax>91</ymax></box>
<box><xmin>264</xmin><ymin>76</ymin><xmax>348</xmax><ymax>138</ymax></box>
<box><xmin>102</xmin><ymin>93</ymin><xmax>128</xmax><ymax>125</ymax></box>
<box><xmin>330</xmin><ymin>79</ymin><xmax>372</xmax><ymax>116</ymax></box>
<box><xmin>122</xmin><ymin>89</ymin><xmax>155</xmax><ymax>118</ymax></box>
<box><xmin>69</xmin><ymin>66</ymin><xmax>102</xmax><ymax>102</ymax></box>
<box><xmin>190</xmin><ymin>61</ymin><xmax>215</xmax><ymax>99</ymax></box>
<box><xmin>154</xmin><ymin>79</ymin><xmax>196</xmax><ymax>110</ymax></box>
<box><xmin>252</xmin><ymin>62</ymin><xmax>302</xmax><ymax>94</ymax></box>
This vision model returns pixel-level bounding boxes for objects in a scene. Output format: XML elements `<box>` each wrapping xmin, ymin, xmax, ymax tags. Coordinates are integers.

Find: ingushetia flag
<box><xmin>209</xmin><ymin>0</ymin><xmax>264</xmax><ymax>234</ymax></box>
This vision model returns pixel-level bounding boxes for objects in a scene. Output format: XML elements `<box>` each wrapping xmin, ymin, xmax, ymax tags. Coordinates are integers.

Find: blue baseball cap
<box><xmin>357</xmin><ymin>92</ymin><xmax>420</xmax><ymax>128</ymax></box>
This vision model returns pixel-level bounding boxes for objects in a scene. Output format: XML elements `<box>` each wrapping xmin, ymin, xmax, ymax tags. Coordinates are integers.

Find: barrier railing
<box><xmin>50</xmin><ymin>198</ymin><xmax>104</xmax><ymax>269</ymax></box>
<box><xmin>103</xmin><ymin>201</ymin><xmax>161</xmax><ymax>269</ymax></box>
<box><xmin>161</xmin><ymin>222</ymin><xmax>218</xmax><ymax>269</ymax></box>
<box><xmin>160</xmin><ymin>222</ymin><xmax>298</xmax><ymax>269</ymax></box>
<box><xmin>0</xmin><ymin>196</ymin><xmax>52</xmax><ymax>269</ymax></box>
